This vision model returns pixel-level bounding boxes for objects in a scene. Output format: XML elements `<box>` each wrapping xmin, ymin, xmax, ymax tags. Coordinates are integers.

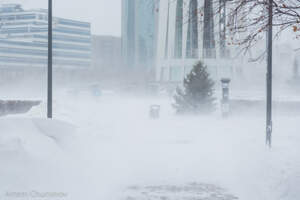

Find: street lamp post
<box><xmin>47</xmin><ymin>0</ymin><xmax>53</xmax><ymax>118</ymax></box>
<box><xmin>266</xmin><ymin>0</ymin><xmax>273</xmax><ymax>147</ymax></box>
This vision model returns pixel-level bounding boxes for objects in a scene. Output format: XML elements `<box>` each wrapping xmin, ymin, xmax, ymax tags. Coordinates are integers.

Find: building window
<box><xmin>174</xmin><ymin>0</ymin><xmax>183</xmax><ymax>59</ymax></box>
<box><xmin>16</xmin><ymin>14</ymin><xmax>36</xmax><ymax>20</ymax></box>
<box><xmin>170</xmin><ymin>66</ymin><xmax>183</xmax><ymax>82</ymax></box>
<box><xmin>164</xmin><ymin>0</ymin><xmax>170</xmax><ymax>59</ymax></box>
<box><xmin>186</xmin><ymin>0</ymin><xmax>198</xmax><ymax>59</ymax></box>
<box><xmin>160</xmin><ymin>67</ymin><xmax>168</xmax><ymax>82</ymax></box>
<box><xmin>203</xmin><ymin>0</ymin><xmax>216</xmax><ymax>58</ymax></box>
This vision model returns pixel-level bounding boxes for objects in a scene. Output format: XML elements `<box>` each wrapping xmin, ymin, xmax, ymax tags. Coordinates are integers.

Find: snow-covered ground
<box><xmin>1</xmin><ymin>91</ymin><xmax>300</xmax><ymax>200</ymax></box>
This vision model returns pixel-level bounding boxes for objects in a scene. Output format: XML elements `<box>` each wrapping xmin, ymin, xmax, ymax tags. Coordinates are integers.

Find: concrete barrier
<box><xmin>0</xmin><ymin>100</ymin><xmax>41</xmax><ymax>117</ymax></box>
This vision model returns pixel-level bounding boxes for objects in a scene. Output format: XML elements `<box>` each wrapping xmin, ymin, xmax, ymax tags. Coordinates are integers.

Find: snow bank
<box><xmin>0</xmin><ymin>117</ymin><xmax>80</xmax><ymax>200</ymax></box>
<box><xmin>0</xmin><ymin>118</ymin><xmax>76</xmax><ymax>158</ymax></box>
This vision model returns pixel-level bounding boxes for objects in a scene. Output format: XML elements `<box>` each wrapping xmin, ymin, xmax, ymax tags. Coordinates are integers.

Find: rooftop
<box><xmin>0</xmin><ymin>4</ymin><xmax>23</xmax><ymax>12</ymax></box>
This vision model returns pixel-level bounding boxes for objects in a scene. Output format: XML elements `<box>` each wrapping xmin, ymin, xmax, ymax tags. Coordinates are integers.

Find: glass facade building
<box><xmin>174</xmin><ymin>0</ymin><xmax>183</xmax><ymax>59</ymax></box>
<box><xmin>122</xmin><ymin>0</ymin><xmax>159</xmax><ymax>71</ymax></box>
<box><xmin>203</xmin><ymin>0</ymin><xmax>216</xmax><ymax>58</ymax></box>
<box><xmin>122</xmin><ymin>0</ymin><xmax>136</xmax><ymax>68</ymax></box>
<box><xmin>155</xmin><ymin>0</ymin><xmax>231</xmax><ymax>83</ymax></box>
<box><xmin>0</xmin><ymin>4</ymin><xmax>91</xmax><ymax>70</ymax></box>
<box><xmin>186</xmin><ymin>0</ymin><xmax>198</xmax><ymax>59</ymax></box>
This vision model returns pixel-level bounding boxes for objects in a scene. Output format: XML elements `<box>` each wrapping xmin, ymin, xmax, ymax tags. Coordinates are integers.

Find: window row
<box><xmin>0</xmin><ymin>47</ymin><xmax>91</xmax><ymax>59</ymax></box>
<box><xmin>0</xmin><ymin>55</ymin><xmax>91</xmax><ymax>66</ymax></box>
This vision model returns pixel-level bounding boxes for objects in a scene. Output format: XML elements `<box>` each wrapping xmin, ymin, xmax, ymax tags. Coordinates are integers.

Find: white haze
<box><xmin>0</xmin><ymin>76</ymin><xmax>300</xmax><ymax>200</ymax></box>
<box><xmin>0</xmin><ymin>1</ymin><xmax>299</xmax><ymax>199</ymax></box>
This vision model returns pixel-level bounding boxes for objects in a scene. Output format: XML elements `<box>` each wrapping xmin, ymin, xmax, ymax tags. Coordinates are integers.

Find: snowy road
<box><xmin>1</xmin><ymin>93</ymin><xmax>300</xmax><ymax>200</ymax></box>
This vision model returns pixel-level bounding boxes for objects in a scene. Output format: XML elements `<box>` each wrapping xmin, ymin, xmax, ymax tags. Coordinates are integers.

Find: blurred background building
<box><xmin>156</xmin><ymin>0</ymin><xmax>232</xmax><ymax>83</ymax></box>
<box><xmin>0</xmin><ymin>4</ymin><xmax>91</xmax><ymax>83</ymax></box>
<box><xmin>121</xmin><ymin>0</ymin><xmax>160</xmax><ymax>81</ymax></box>
<box><xmin>91</xmin><ymin>35</ymin><xmax>121</xmax><ymax>79</ymax></box>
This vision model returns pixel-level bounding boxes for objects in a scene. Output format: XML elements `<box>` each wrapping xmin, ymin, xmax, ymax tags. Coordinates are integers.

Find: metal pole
<box><xmin>47</xmin><ymin>0</ymin><xmax>53</xmax><ymax>118</ymax></box>
<box><xmin>266</xmin><ymin>0</ymin><xmax>273</xmax><ymax>147</ymax></box>
<box><xmin>219</xmin><ymin>0</ymin><xmax>226</xmax><ymax>58</ymax></box>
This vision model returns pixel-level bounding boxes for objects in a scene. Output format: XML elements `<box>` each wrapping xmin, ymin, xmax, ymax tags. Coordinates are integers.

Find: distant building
<box><xmin>121</xmin><ymin>0</ymin><xmax>159</xmax><ymax>74</ymax></box>
<box><xmin>121</xmin><ymin>0</ymin><xmax>136</xmax><ymax>69</ymax></box>
<box><xmin>0</xmin><ymin>4</ymin><xmax>91</xmax><ymax>79</ymax></box>
<box><xmin>156</xmin><ymin>0</ymin><xmax>232</xmax><ymax>83</ymax></box>
<box><xmin>92</xmin><ymin>35</ymin><xmax>121</xmax><ymax>72</ymax></box>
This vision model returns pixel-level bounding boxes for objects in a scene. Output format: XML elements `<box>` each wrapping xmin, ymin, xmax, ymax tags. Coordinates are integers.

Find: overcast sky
<box><xmin>4</xmin><ymin>0</ymin><xmax>121</xmax><ymax>36</ymax></box>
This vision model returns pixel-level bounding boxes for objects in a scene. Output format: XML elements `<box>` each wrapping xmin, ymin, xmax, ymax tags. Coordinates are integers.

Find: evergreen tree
<box><xmin>173</xmin><ymin>61</ymin><xmax>216</xmax><ymax>114</ymax></box>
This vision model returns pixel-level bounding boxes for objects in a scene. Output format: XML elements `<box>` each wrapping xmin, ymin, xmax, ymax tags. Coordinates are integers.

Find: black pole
<box><xmin>47</xmin><ymin>0</ymin><xmax>53</xmax><ymax>118</ymax></box>
<box><xmin>219</xmin><ymin>0</ymin><xmax>226</xmax><ymax>58</ymax></box>
<box><xmin>266</xmin><ymin>0</ymin><xmax>273</xmax><ymax>147</ymax></box>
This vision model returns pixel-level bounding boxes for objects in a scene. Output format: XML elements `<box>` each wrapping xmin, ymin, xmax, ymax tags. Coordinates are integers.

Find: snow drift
<box><xmin>0</xmin><ymin>118</ymin><xmax>75</xmax><ymax>158</ymax></box>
